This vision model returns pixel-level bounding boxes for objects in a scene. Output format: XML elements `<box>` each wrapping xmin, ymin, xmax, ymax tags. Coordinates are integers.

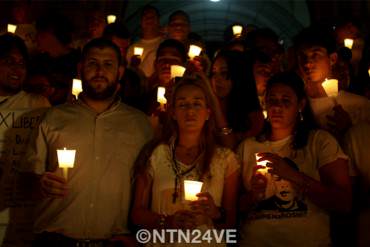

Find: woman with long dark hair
<box><xmin>238</xmin><ymin>72</ymin><xmax>352</xmax><ymax>246</ymax></box>
<box><xmin>131</xmin><ymin>76</ymin><xmax>240</xmax><ymax>245</ymax></box>
<box><xmin>210</xmin><ymin>50</ymin><xmax>264</xmax><ymax>149</ymax></box>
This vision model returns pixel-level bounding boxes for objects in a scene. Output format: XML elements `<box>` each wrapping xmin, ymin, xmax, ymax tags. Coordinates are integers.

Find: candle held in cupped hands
<box><xmin>232</xmin><ymin>25</ymin><xmax>243</xmax><ymax>37</ymax></box>
<box><xmin>344</xmin><ymin>38</ymin><xmax>354</xmax><ymax>49</ymax></box>
<box><xmin>184</xmin><ymin>180</ymin><xmax>203</xmax><ymax>201</ymax></box>
<box><xmin>107</xmin><ymin>15</ymin><xmax>116</xmax><ymax>24</ymax></box>
<box><xmin>57</xmin><ymin>148</ymin><xmax>76</xmax><ymax>180</ymax></box>
<box><xmin>255</xmin><ymin>153</ymin><xmax>269</xmax><ymax>175</ymax></box>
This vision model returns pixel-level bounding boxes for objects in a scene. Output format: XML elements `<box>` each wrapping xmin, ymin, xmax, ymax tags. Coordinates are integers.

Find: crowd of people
<box><xmin>0</xmin><ymin>2</ymin><xmax>369</xmax><ymax>247</ymax></box>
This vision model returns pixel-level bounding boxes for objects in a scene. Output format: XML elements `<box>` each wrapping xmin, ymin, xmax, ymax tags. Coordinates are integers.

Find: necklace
<box><xmin>171</xmin><ymin>144</ymin><xmax>203</xmax><ymax>203</ymax></box>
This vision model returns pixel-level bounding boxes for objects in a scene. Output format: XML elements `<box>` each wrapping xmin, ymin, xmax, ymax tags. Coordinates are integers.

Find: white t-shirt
<box><xmin>127</xmin><ymin>36</ymin><xmax>163</xmax><ymax>78</ymax></box>
<box><xmin>0</xmin><ymin>91</ymin><xmax>50</xmax><ymax>109</ymax></box>
<box><xmin>309</xmin><ymin>90</ymin><xmax>370</xmax><ymax>129</ymax></box>
<box><xmin>237</xmin><ymin>130</ymin><xmax>348</xmax><ymax>247</ymax></box>
<box><xmin>147</xmin><ymin>143</ymin><xmax>239</xmax><ymax>246</ymax></box>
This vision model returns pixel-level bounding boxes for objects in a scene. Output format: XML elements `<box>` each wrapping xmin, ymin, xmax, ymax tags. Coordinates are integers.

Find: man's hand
<box><xmin>40</xmin><ymin>172</ymin><xmax>68</xmax><ymax>198</ymax></box>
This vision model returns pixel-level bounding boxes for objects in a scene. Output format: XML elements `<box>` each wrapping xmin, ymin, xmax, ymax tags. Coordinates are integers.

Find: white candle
<box><xmin>184</xmin><ymin>180</ymin><xmax>203</xmax><ymax>201</ymax></box>
<box><xmin>134</xmin><ymin>47</ymin><xmax>144</xmax><ymax>56</ymax></box>
<box><xmin>72</xmin><ymin>79</ymin><xmax>83</xmax><ymax>99</ymax></box>
<box><xmin>7</xmin><ymin>24</ymin><xmax>17</xmax><ymax>34</ymax></box>
<box><xmin>157</xmin><ymin>86</ymin><xmax>167</xmax><ymax>111</ymax></box>
<box><xmin>255</xmin><ymin>153</ymin><xmax>269</xmax><ymax>175</ymax></box>
<box><xmin>322</xmin><ymin>78</ymin><xmax>338</xmax><ymax>97</ymax></box>
<box><xmin>368</xmin><ymin>68</ymin><xmax>370</xmax><ymax>77</ymax></box>
<box><xmin>57</xmin><ymin>148</ymin><xmax>76</xmax><ymax>180</ymax></box>
<box><xmin>188</xmin><ymin>45</ymin><xmax>202</xmax><ymax>59</ymax></box>
<box><xmin>107</xmin><ymin>15</ymin><xmax>116</xmax><ymax>24</ymax></box>
<box><xmin>344</xmin><ymin>38</ymin><xmax>354</xmax><ymax>49</ymax></box>
<box><xmin>263</xmin><ymin>110</ymin><xmax>268</xmax><ymax>119</ymax></box>
<box><xmin>232</xmin><ymin>25</ymin><xmax>243</xmax><ymax>37</ymax></box>
<box><xmin>170</xmin><ymin>65</ymin><xmax>186</xmax><ymax>79</ymax></box>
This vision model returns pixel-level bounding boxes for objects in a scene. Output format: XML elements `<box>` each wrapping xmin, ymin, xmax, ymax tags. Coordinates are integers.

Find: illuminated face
<box><xmin>0</xmin><ymin>48</ymin><xmax>26</xmax><ymax>95</ymax></box>
<box><xmin>141</xmin><ymin>9</ymin><xmax>160</xmax><ymax>31</ymax></box>
<box><xmin>297</xmin><ymin>46</ymin><xmax>334</xmax><ymax>85</ymax></box>
<box><xmin>173</xmin><ymin>85</ymin><xmax>210</xmax><ymax>133</ymax></box>
<box><xmin>80</xmin><ymin>47</ymin><xmax>123</xmax><ymax>100</ymax></box>
<box><xmin>211</xmin><ymin>57</ymin><xmax>232</xmax><ymax>99</ymax></box>
<box><xmin>168</xmin><ymin>14</ymin><xmax>190</xmax><ymax>43</ymax></box>
<box><xmin>253</xmin><ymin>61</ymin><xmax>272</xmax><ymax>96</ymax></box>
<box><xmin>88</xmin><ymin>12</ymin><xmax>106</xmax><ymax>38</ymax></box>
<box><xmin>266</xmin><ymin>83</ymin><xmax>301</xmax><ymax>131</ymax></box>
<box><xmin>155</xmin><ymin>47</ymin><xmax>184</xmax><ymax>85</ymax></box>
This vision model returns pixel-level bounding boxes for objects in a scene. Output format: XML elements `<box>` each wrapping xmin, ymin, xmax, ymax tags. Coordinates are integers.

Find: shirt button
<box><xmin>90</xmin><ymin>203</ymin><xmax>94</xmax><ymax>208</ymax></box>
<box><xmin>95</xmin><ymin>156</ymin><xmax>100</xmax><ymax>160</ymax></box>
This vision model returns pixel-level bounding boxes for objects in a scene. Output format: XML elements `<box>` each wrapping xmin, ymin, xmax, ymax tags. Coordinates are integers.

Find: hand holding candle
<box><xmin>188</xmin><ymin>45</ymin><xmax>202</xmax><ymax>60</ymax></box>
<box><xmin>255</xmin><ymin>153</ymin><xmax>269</xmax><ymax>175</ymax></box>
<box><xmin>72</xmin><ymin>79</ymin><xmax>83</xmax><ymax>99</ymax></box>
<box><xmin>184</xmin><ymin>180</ymin><xmax>203</xmax><ymax>201</ymax></box>
<box><xmin>157</xmin><ymin>86</ymin><xmax>167</xmax><ymax>111</ymax></box>
<box><xmin>57</xmin><ymin>148</ymin><xmax>76</xmax><ymax>180</ymax></box>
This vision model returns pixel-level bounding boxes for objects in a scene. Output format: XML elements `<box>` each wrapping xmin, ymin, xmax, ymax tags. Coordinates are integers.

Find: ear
<box><xmin>299</xmin><ymin>98</ymin><xmax>307</xmax><ymax>112</ymax></box>
<box><xmin>329</xmin><ymin>52</ymin><xmax>338</xmax><ymax>66</ymax></box>
<box><xmin>118</xmin><ymin>65</ymin><xmax>125</xmax><ymax>81</ymax></box>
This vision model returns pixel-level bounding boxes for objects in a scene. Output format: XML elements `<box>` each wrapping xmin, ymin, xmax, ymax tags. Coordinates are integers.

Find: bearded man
<box><xmin>20</xmin><ymin>38</ymin><xmax>152</xmax><ymax>247</ymax></box>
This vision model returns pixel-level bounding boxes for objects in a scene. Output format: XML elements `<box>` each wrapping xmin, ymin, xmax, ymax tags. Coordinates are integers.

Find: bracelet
<box><xmin>219</xmin><ymin>127</ymin><xmax>233</xmax><ymax>136</ymax></box>
<box><xmin>158</xmin><ymin>214</ymin><xmax>166</xmax><ymax>229</ymax></box>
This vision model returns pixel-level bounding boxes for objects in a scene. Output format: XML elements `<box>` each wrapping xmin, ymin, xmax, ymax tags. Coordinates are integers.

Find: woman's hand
<box><xmin>258</xmin><ymin>152</ymin><xmax>301</xmax><ymax>183</ymax></box>
<box><xmin>190</xmin><ymin>192</ymin><xmax>220</xmax><ymax>219</ymax></box>
<box><xmin>249</xmin><ymin>170</ymin><xmax>268</xmax><ymax>203</ymax></box>
<box><xmin>168</xmin><ymin>210</ymin><xmax>197</xmax><ymax>229</ymax></box>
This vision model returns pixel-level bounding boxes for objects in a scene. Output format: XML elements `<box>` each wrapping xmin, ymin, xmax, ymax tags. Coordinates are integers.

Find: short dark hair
<box><xmin>293</xmin><ymin>25</ymin><xmax>337</xmax><ymax>55</ymax></box>
<box><xmin>156</xmin><ymin>39</ymin><xmax>187</xmax><ymax>63</ymax></box>
<box><xmin>36</xmin><ymin>12</ymin><xmax>73</xmax><ymax>45</ymax></box>
<box><xmin>141</xmin><ymin>4</ymin><xmax>160</xmax><ymax>18</ymax></box>
<box><xmin>81</xmin><ymin>38</ymin><xmax>122</xmax><ymax>64</ymax></box>
<box><xmin>103</xmin><ymin>23</ymin><xmax>131</xmax><ymax>40</ymax></box>
<box><xmin>0</xmin><ymin>34</ymin><xmax>28</xmax><ymax>62</ymax></box>
<box><xmin>169</xmin><ymin>10</ymin><xmax>190</xmax><ymax>24</ymax></box>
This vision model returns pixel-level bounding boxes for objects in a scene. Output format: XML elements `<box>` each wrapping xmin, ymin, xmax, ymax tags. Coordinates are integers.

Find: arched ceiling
<box><xmin>124</xmin><ymin>0</ymin><xmax>310</xmax><ymax>46</ymax></box>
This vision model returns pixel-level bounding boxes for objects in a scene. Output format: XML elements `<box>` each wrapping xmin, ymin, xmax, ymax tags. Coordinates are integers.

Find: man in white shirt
<box><xmin>126</xmin><ymin>5</ymin><xmax>163</xmax><ymax>78</ymax></box>
<box><xmin>21</xmin><ymin>38</ymin><xmax>152</xmax><ymax>246</ymax></box>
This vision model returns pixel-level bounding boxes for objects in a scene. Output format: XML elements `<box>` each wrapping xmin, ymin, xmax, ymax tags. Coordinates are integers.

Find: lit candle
<box><xmin>344</xmin><ymin>38</ymin><xmax>354</xmax><ymax>49</ymax></box>
<box><xmin>263</xmin><ymin>110</ymin><xmax>268</xmax><ymax>119</ymax></box>
<box><xmin>57</xmin><ymin>148</ymin><xmax>76</xmax><ymax>180</ymax></box>
<box><xmin>368</xmin><ymin>68</ymin><xmax>370</xmax><ymax>77</ymax></box>
<box><xmin>134</xmin><ymin>47</ymin><xmax>144</xmax><ymax>57</ymax></box>
<box><xmin>170</xmin><ymin>65</ymin><xmax>186</xmax><ymax>79</ymax></box>
<box><xmin>232</xmin><ymin>25</ymin><xmax>243</xmax><ymax>37</ymax></box>
<box><xmin>188</xmin><ymin>45</ymin><xmax>202</xmax><ymax>60</ymax></box>
<box><xmin>7</xmin><ymin>24</ymin><xmax>17</xmax><ymax>34</ymax></box>
<box><xmin>322</xmin><ymin>78</ymin><xmax>338</xmax><ymax>97</ymax></box>
<box><xmin>107</xmin><ymin>15</ymin><xmax>116</xmax><ymax>24</ymax></box>
<box><xmin>184</xmin><ymin>180</ymin><xmax>203</xmax><ymax>201</ymax></box>
<box><xmin>72</xmin><ymin>79</ymin><xmax>83</xmax><ymax>99</ymax></box>
<box><xmin>255</xmin><ymin>153</ymin><xmax>269</xmax><ymax>175</ymax></box>
<box><xmin>157</xmin><ymin>86</ymin><xmax>167</xmax><ymax>111</ymax></box>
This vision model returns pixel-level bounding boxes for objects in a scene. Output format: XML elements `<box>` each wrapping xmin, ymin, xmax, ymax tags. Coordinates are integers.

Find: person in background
<box><xmin>0</xmin><ymin>34</ymin><xmax>49</xmax><ymax>247</ymax></box>
<box><xmin>131</xmin><ymin>76</ymin><xmax>240</xmax><ymax>246</ymax></box>
<box><xmin>20</xmin><ymin>38</ymin><xmax>152</xmax><ymax>247</ymax></box>
<box><xmin>238</xmin><ymin>72</ymin><xmax>351</xmax><ymax>247</ymax></box>
<box><xmin>126</xmin><ymin>5</ymin><xmax>163</xmax><ymax>78</ymax></box>
<box><xmin>103</xmin><ymin>22</ymin><xmax>147</xmax><ymax>112</ymax></box>
<box><xmin>31</xmin><ymin>12</ymin><xmax>80</xmax><ymax>105</ymax></box>
<box><xmin>210</xmin><ymin>50</ymin><xmax>264</xmax><ymax>149</ymax></box>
